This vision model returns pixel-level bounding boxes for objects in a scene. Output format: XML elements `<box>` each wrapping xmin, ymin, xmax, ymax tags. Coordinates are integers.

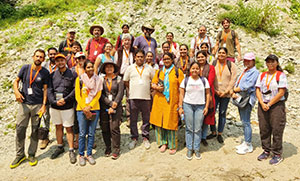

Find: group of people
<box><xmin>10</xmin><ymin>17</ymin><xmax>288</xmax><ymax>169</ymax></box>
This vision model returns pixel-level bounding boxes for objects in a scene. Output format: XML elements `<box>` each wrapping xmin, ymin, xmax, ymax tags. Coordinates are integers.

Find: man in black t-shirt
<box><xmin>10</xmin><ymin>49</ymin><xmax>49</xmax><ymax>169</ymax></box>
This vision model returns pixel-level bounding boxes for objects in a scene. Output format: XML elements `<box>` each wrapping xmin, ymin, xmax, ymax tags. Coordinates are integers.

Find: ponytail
<box><xmin>276</xmin><ymin>65</ymin><xmax>283</xmax><ymax>72</ymax></box>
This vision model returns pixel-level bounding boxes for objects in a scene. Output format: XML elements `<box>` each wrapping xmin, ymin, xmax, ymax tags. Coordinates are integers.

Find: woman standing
<box><xmin>99</xmin><ymin>60</ymin><xmax>124</xmax><ymax>160</ymax></box>
<box><xmin>75</xmin><ymin>60</ymin><xmax>102</xmax><ymax>166</ymax></box>
<box><xmin>146</xmin><ymin>51</ymin><xmax>159</xmax><ymax>70</ymax></box>
<box><xmin>231</xmin><ymin>53</ymin><xmax>259</xmax><ymax>154</ymax></box>
<box><xmin>166</xmin><ymin>32</ymin><xmax>180</xmax><ymax>58</ymax></box>
<box><xmin>175</xmin><ymin>44</ymin><xmax>192</xmax><ymax>75</ymax></box>
<box><xmin>255</xmin><ymin>54</ymin><xmax>287</xmax><ymax>165</ymax></box>
<box><xmin>200</xmin><ymin>42</ymin><xmax>214</xmax><ymax>63</ymax></box>
<box><xmin>94</xmin><ymin>42</ymin><xmax>114</xmax><ymax>74</ymax></box>
<box><xmin>150</xmin><ymin>52</ymin><xmax>184</xmax><ymax>155</ymax></box>
<box><xmin>178</xmin><ymin>62</ymin><xmax>210</xmax><ymax>160</ymax></box>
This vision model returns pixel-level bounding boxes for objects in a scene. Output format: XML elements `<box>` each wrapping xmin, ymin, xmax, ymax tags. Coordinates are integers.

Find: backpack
<box><xmin>212</xmin><ymin>59</ymin><xmax>232</xmax><ymax>75</ymax></box>
<box><xmin>260</xmin><ymin>71</ymin><xmax>289</xmax><ymax>101</ymax></box>
<box><xmin>217</xmin><ymin>30</ymin><xmax>236</xmax><ymax>50</ymax></box>
<box><xmin>194</xmin><ymin>36</ymin><xmax>212</xmax><ymax>53</ymax></box>
<box><xmin>157</xmin><ymin>66</ymin><xmax>179</xmax><ymax>79</ymax></box>
<box><xmin>87</xmin><ymin>38</ymin><xmax>94</xmax><ymax>57</ymax></box>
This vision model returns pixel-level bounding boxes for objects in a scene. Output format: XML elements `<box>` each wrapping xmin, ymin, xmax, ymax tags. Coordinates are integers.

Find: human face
<box><xmin>93</xmin><ymin>28</ymin><xmax>102</xmax><ymax>38</ymax></box>
<box><xmin>33</xmin><ymin>51</ymin><xmax>45</xmax><ymax>66</ymax></box>
<box><xmin>145</xmin><ymin>53</ymin><xmax>153</xmax><ymax>63</ymax></box>
<box><xmin>163</xmin><ymin>54</ymin><xmax>173</xmax><ymax>68</ymax></box>
<box><xmin>48</xmin><ymin>49</ymin><xmax>57</xmax><ymax>62</ymax></box>
<box><xmin>135</xmin><ymin>52</ymin><xmax>145</xmax><ymax>66</ymax></box>
<box><xmin>162</xmin><ymin>43</ymin><xmax>170</xmax><ymax>53</ymax></box>
<box><xmin>222</xmin><ymin>20</ymin><xmax>230</xmax><ymax>30</ymax></box>
<box><xmin>105</xmin><ymin>64</ymin><xmax>115</xmax><ymax>75</ymax></box>
<box><xmin>166</xmin><ymin>33</ymin><xmax>173</xmax><ymax>43</ymax></box>
<box><xmin>200</xmin><ymin>44</ymin><xmax>208</xmax><ymax>53</ymax></box>
<box><xmin>190</xmin><ymin>63</ymin><xmax>200</xmax><ymax>77</ymax></box>
<box><xmin>68</xmin><ymin>32</ymin><xmax>75</xmax><ymax>41</ymax></box>
<box><xmin>55</xmin><ymin>58</ymin><xmax>66</xmax><ymax>70</ymax></box>
<box><xmin>122</xmin><ymin>38</ymin><xmax>131</xmax><ymax>48</ymax></box>
<box><xmin>179</xmin><ymin>45</ymin><xmax>188</xmax><ymax>57</ymax></box>
<box><xmin>76</xmin><ymin>57</ymin><xmax>86</xmax><ymax>67</ymax></box>
<box><xmin>243</xmin><ymin>59</ymin><xmax>255</xmax><ymax>69</ymax></box>
<box><xmin>122</xmin><ymin>26</ymin><xmax>129</xmax><ymax>33</ymax></box>
<box><xmin>198</xmin><ymin>26</ymin><xmax>206</xmax><ymax>37</ymax></box>
<box><xmin>218</xmin><ymin>49</ymin><xmax>227</xmax><ymax>61</ymax></box>
<box><xmin>71</xmin><ymin>45</ymin><xmax>81</xmax><ymax>54</ymax></box>
<box><xmin>85</xmin><ymin>62</ymin><xmax>94</xmax><ymax>77</ymax></box>
<box><xmin>266</xmin><ymin>59</ymin><xmax>278</xmax><ymax>72</ymax></box>
<box><xmin>143</xmin><ymin>28</ymin><xmax>153</xmax><ymax>38</ymax></box>
<box><xmin>196</xmin><ymin>53</ymin><xmax>207</xmax><ymax>65</ymax></box>
<box><xmin>104</xmin><ymin>43</ymin><xmax>113</xmax><ymax>53</ymax></box>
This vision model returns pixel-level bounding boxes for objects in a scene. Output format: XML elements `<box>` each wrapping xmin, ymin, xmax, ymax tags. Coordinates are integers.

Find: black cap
<box><xmin>265</xmin><ymin>54</ymin><xmax>279</xmax><ymax>62</ymax></box>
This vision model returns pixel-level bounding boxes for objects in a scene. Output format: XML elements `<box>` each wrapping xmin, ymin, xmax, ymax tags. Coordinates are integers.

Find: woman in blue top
<box><xmin>94</xmin><ymin>42</ymin><xmax>114</xmax><ymax>74</ymax></box>
<box><xmin>231</xmin><ymin>53</ymin><xmax>259</xmax><ymax>155</ymax></box>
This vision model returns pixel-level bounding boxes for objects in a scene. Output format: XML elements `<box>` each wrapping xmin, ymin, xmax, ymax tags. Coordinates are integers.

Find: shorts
<box><xmin>50</xmin><ymin>108</ymin><xmax>75</xmax><ymax>127</ymax></box>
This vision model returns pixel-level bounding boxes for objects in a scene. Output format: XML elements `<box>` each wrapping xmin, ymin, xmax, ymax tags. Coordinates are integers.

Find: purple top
<box><xmin>133</xmin><ymin>35</ymin><xmax>157</xmax><ymax>62</ymax></box>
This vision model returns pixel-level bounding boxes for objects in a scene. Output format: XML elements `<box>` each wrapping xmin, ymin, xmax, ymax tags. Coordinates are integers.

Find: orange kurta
<box><xmin>150</xmin><ymin>67</ymin><xmax>184</xmax><ymax>130</ymax></box>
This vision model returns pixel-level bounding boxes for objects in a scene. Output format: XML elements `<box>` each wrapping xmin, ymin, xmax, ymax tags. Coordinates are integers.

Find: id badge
<box><xmin>138</xmin><ymin>79</ymin><xmax>144</xmax><ymax>85</ymax></box>
<box><xmin>148</xmin><ymin>47</ymin><xmax>151</xmax><ymax>51</ymax></box>
<box><xmin>94</xmin><ymin>51</ymin><xmax>98</xmax><ymax>56</ymax></box>
<box><xmin>223</xmin><ymin>43</ymin><xmax>227</xmax><ymax>48</ymax></box>
<box><xmin>85</xmin><ymin>98</ymin><xmax>89</xmax><ymax>104</ymax></box>
<box><xmin>108</xmin><ymin>94</ymin><xmax>113</xmax><ymax>101</ymax></box>
<box><xmin>218</xmin><ymin>81</ymin><xmax>222</xmax><ymax>86</ymax></box>
<box><xmin>265</xmin><ymin>94</ymin><xmax>271</xmax><ymax>101</ymax></box>
<box><xmin>28</xmin><ymin>88</ymin><xmax>33</xmax><ymax>95</ymax></box>
<box><xmin>56</xmin><ymin>93</ymin><xmax>63</xmax><ymax>101</ymax></box>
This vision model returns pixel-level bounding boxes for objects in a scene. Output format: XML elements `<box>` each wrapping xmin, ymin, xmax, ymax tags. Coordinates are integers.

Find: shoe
<box><xmin>40</xmin><ymin>139</ymin><xmax>50</xmax><ymax>150</ymax></box>
<box><xmin>79</xmin><ymin>155</ymin><xmax>86</xmax><ymax>166</ymax></box>
<box><xmin>10</xmin><ymin>155</ymin><xmax>26</xmax><ymax>169</ymax></box>
<box><xmin>201</xmin><ymin>139</ymin><xmax>208</xmax><ymax>146</ymax></box>
<box><xmin>105</xmin><ymin>148</ymin><xmax>111</xmax><ymax>157</ymax></box>
<box><xmin>69</xmin><ymin>150</ymin><xmax>77</xmax><ymax>164</ymax></box>
<box><xmin>159</xmin><ymin>144</ymin><xmax>167</xmax><ymax>153</ymax></box>
<box><xmin>257</xmin><ymin>151</ymin><xmax>270</xmax><ymax>161</ymax></box>
<box><xmin>236</xmin><ymin>142</ymin><xmax>253</xmax><ymax>155</ymax></box>
<box><xmin>169</xmin><ymin>149</ymin><xmax>177</xmax><ymax>155</ymax></box>
<box><xmin>195</xmin><ymin>151</ymin><xmax>202</xmax><ymax>160</ymax></box>
<box><xmin>235</xmin><ymin>141</ymin><xmax>246</xmax><ymax>150</ymax></box>
<box><xmin>27</xmin><ymin>156</ymin><xmax>38</xmax><ymax>166</ymax></box>
<box><xmin>269</xmin><ymin>155</ymin><xmax>283</xmax><ymax>165</ymax></box>
<box><xmin>186</xmin><ymin>150</ymin><xmax>193</xmax><ymax>160</ymax></box>
<box><xmin>111</xmin><ymin>153</ymin><xmax>119</xmax><ymax>160</ymax></box>
<box><xmin>73</xmin><ymin>141</ymin><xmax>79</xmax><ymax>150</ymax></box>
<box><xmin>206</xmin><ymin>133</ymin><xmax>217</xmax><ymax>140</ymax></box>
<box><xmin>143</xmin><ymin>138</ymin><xmax>151</xmax><ymax>150</ymax></box>
<box><xmin>217</xmin><ymin>135</ymin><xmax>224</xmax><ymax>143</ymax></box>
<box><xmin>50</xmin><ymin>146</ymin><xmax>64</xmax><ymax>159</ymax></box>
<box><xmin>86</xmin><ymin>155</ymin><xmax>96</xmax><ymax>165</ymax></box>
<box><xmin>93</xmin><ymin>143</ymin><xmax>97</xmax><ymax>149</ymax></box>
<box><xmin>128</xmin><ymin>139</ymin><xmax>137</xmax><ymax>150</ymax></box>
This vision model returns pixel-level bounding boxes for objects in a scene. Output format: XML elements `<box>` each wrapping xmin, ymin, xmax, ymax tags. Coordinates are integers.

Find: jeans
<box><xmin>238</xmin><ymin>103</ymin><xmax>253</xmax><ymax>143</ymax></box>
<box><xmin>183</xmin><ymin>103</ymin><xmax>205</xmax><ymax>151</ymax></box>
<box><xmin>211</xmin><ymin>96</ymin><xmax>230</xmax><ymax>133</ymax></box>
<box><xmin>77</xmin><ymin>110</ymin><xmax>100</xmax><ymax>156</ymax></box>
<box><xmin>202</xmin><ymin>124</ymin><xmax>208</xmax><ymax>139</ymax></box>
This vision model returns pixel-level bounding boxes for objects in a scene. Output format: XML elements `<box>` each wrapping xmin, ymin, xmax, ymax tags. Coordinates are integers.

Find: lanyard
<box><xmin>196</xmin><ymin>36</ymin><xmax>205</xmax><ymax>48</ymax></box>
<box><xmin>105</xmin><ymin>76</ymin><xmax>115</xmax><ymax>92</ymax></box>
<box><xmin>71</xmin><ymin>54</ymin><xmax>76</xmax><ymax>67</ymax></box>
<box><xmin>29</xmin><ymin>64</ymin><xmax>41</xmax><ymax>87</ymax></box>
<box><xmin>94</xmin><ymin>39</ymin><xmax>100</xmax><ymax>50</ymax></box>
<box><xmin>143</xmin><ymin>35</ymin><xmax>151</xmax><ymax>47</ymax></box>
<box><xmin>266</xmin><ymin>72</ymin><xmax>276</xmax><ymax>90</ymax></box>
<box><xmin>236</xmin><ymin>68</ymin><xmax>248</xmax><ymax>86</ymax></box>
<box><xmin>180</xmin><ymin>57</ymin><xmax>188</xmax><ymax>71</ymax></box>
<box><xmin>217</xmin><ymin>61</ymin><xmax>226</xmax><ymax>81</ymax></box>
<box><xmin>135</xmin><ymin>65</ymin><xmax>145</xmax><ymax>78</ymax></box>
<box><xmin>223</xmin><ymin>31</ymin><xmax>230</xmax><ymax>42</ymax></box>
<box><xmin>124</xmin><ymin>49</ymin><xmax>129</xmax><ymax>58</ymax></box>
<box><xmin>49</xmin><ymin>64</ymin><xmax>57</xmax><ymax>73</ymax></box>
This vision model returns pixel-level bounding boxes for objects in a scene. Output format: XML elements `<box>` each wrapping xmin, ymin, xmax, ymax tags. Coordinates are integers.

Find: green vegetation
<box><xmin>284</xmin><ymin>62</ymin><xmax>295</xmax><ymax>74</ymax></box>
<box><xmin>6</xmin><ymin>123</ymin><xmax>16</xmax><ymax>130</ymax></box>
<box><xmin>255</xmin><ymin>57</ymin><xmax>265</xmax><ymax>71</ymax></box>
<box><xmin>218</xmin><ymin>0</ymin><xmax>282</xmax><ymax>36</ymax></box>
<box><xmin>1</xmin><ymin>78</ymin><xmax>13</xmax><ymax>91</ymax></box>
<box><xmin>290</xmin><ymin>0</ymin><xmax>300</xmax><ymax>19</ymax></box>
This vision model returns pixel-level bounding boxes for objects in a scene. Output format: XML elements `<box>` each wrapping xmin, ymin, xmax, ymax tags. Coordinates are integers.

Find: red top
<box><xmin>204</xmin><ymin>65</ymin><xmax>216</xmax><ymax>125</ymax></box>
<box><xmin>85</xmin><ymin>37</ymin><xmax>109</xmax><ymax>63</ymax></box>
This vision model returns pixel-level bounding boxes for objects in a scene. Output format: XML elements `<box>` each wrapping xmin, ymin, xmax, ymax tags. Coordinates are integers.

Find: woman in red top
<box><xmin>196</xmin><ymin>50</ymin><xmax>216</xmax><ymax>146</ymax></box>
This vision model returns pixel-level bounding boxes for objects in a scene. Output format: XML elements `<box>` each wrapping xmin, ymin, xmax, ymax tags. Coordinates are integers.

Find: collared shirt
<box><xmin>85</xmin><ymin>37</ymin><xmax>109</xmax><ymax>63</ymax></box>
<box><xmin>42</xmin><ymin>60</ymin><xmax>57</xmax><ymax>74</ymax></box>
<box><xmin>190</xmin><ymin>35</ymin><xmax>215</xmax><ymax>56</ymax></box>
<box><xmin>48</xmin><ymin>68</ymin><xmax>77</xmax><ymax>110</ymax></box>
<box><xmin>114</xmin><ymin>49</ymin><xmax>134</xmax><ymax>75</ymax></box>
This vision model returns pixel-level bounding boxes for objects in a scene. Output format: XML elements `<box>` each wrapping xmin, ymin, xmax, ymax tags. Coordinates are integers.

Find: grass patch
<box><xmin>218</xmin><ymin>0</ymin><xmax>282</xmax><ymax>36</ymax></box>
<box><xmin>255</xmin><ymin>57</ymin><xmax>265</xmax><ymax>71</ymax></box>
<box><xmin>284</xmin><ymin>62</ymin><xmax>295</xmax><ymax>74</ymax></box>
<box><xmin>290</xmin><ymin>0</ymin><xmax>300</xmax><ymax>19</ymax></box>
<box><xmin>1</xmin><ymin>78</ymin><xmax>13</xmax><ymax>91</ymax></box>
<box><xmin>6</xmin><ymin>123</ymin><xmax>16</xmax><ymax>130</ymax></box>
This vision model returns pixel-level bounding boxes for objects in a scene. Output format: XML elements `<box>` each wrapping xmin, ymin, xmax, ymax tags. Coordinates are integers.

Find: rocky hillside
<box><xmin>0</xmin><ymin>0</ymin><xmax>299</xmax><ymax>134</ymax></box>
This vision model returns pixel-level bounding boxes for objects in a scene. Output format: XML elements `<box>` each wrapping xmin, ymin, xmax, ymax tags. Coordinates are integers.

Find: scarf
<box><xmin>163</xmin><ymin>64</ymin><xmax>174</xmax><ymax>102</ymax></box>
<box><xmin>80</xmin><ymin>73</ymin><xmax>102</xmax><ymax>104</ymax></box>
<box><xmin>202</xmin><ymin>62</ymin><xmax>210</xmax><ymax>78</ymax></box>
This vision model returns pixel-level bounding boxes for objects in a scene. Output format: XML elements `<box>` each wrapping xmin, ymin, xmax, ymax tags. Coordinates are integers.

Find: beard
<box><xmin>34</xmin><ymin>60</ymin><xmax>42</xmax><ymax>66</ymax></box>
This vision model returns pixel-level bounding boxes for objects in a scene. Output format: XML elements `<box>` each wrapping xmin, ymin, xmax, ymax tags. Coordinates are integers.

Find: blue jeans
<box><xmin>211</xmin><ymin>96</ymin><xmax>230</xmax><ymax>133</ymax></box>
<box><xmin>183</xmin><ymin>103</ymin><xmax>205</xmax><ymax>151</ymax></box>
<box><xmin>238</xmin><ymin>103</ymin><xmax>253</xmax><ymax>143</ymax></box>
<box><xmin>202</xmin><ymin>124</ymin><xmax>208</xmax><ymax>139</ymax></box>
<box><xmin>77</xmin><ymin>110</ymin><xmax>100</xmax><ymax>156</ymax></box>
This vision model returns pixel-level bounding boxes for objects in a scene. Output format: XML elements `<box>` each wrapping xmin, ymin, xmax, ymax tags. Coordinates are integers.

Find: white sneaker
<box><xmin>129</xmin><ymin>139</ymin><xmax>137</xmax><ymax>150</ymax></box>
<box><xmin>143</xmin><ymin>139</ymin><xmax>151</xmax><ymax>150</ymax></box>
<box><xmin>235</xmin><ymin>141</ymin><xmax>246</xmax><ymax>150</ymax></box>
<box><xmin>236</xmin><ymin>142</ymin><xmax>253</xmax><ymax>155</ymax></box>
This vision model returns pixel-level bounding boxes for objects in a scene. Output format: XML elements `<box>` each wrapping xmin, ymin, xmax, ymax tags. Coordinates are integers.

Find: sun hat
<box><xmin>243</xmin><ymin>52</ymin><xmax>255</xmax><ymax>61</ymax></box>
<box><xmin>99</xmin><ymin>60</ymin><xmax>119</xmax><ymax>74</ymax></box>
<box><xmin>89</xmin><ymin>25</ymin><xmax>104</xmax><ymax>35</ymax></box>
<box><xmin>141</xmin><ymin>23</ymin><xmax>155</xmax><ymax>33</ymax></box>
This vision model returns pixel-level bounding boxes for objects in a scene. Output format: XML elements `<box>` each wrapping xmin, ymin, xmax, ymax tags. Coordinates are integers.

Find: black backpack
<box><xmin>217</xmin><ymin>30</ymin><xmax>236</xmax><ymax>51</ymax></box>
<box><xmin>212</xmin><ymin>59</ymin><xmax>232</xmax><ymax>75</ymax></box>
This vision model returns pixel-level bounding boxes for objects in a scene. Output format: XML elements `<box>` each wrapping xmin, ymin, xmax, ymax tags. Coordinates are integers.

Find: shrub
<box><xmin>284</xmin><ymin>62</ymin><xmax>295</xmax><ymax>74</ymax></box>
<box><xmin>218</xmin><ymin>0</ymin><xmax>281</xmax><ymax>36</ymax></box>
<box><xmin>290</xmin><ymin>0</ymin><xmax>300</xmax><ymax>19</ymax></box>
<box><xmin>0</xmin><ymin>1</ymin><xmax>16</xmax><ymax>19</ymax></box>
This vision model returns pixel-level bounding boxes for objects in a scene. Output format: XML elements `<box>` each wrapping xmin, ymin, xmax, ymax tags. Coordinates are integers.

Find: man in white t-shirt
<box><xmin>190</xmin><ymin>25</ymin><xmax>215</xmax><ymax>58</ymax></box>
<box><xmin>123</xmin><ymin>49</ymin><xmax>154</xmax><ymax>150</ymax></box>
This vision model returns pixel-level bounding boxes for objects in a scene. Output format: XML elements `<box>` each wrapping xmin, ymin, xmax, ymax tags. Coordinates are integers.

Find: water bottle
<box><xmin>105</xmin><ymin>109</ymin><xmax>116</xmax><ymax>114</ymax></box>
<box><xmin>181</xmin><ymin>113</ymin><xmax>184</xmax><ymax>121</ymax></box>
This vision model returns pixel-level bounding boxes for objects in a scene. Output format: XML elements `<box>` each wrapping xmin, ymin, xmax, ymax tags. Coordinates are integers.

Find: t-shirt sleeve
<box><xmin>154</xmin><ymin>39</ymin><xmax>157</xmax><ymax>49</ymax></box>
<box><xmin>123</xmin><ymin>66</ymin><xmax>130</xmax><ymax>81</ymax></box>
<box><xmin>17</xmin><ymin>65</ymin><xmax>27</xmax><ymax>79</ymax></box>
<box><xmin>255</xmin><ymin>73</ymin><xmax>262</xmax><ymax>88</ymax></box>
<box><xmin>278</xmin><ymin>73</ymin><xmax>288</xmax><ymax>88</ymax></box>
<box><xmin>190</xmin><ymin>38</ymin><xmax>195</xmax><ymax>49</ymax></box>
<box><xmin>133</xmin><ymin>37</ymin><xmax>139</xmax><ymax>47</ymax></box>
<box><xmin>42</xmin><ymin>69</ymin><xmax>50</xmax><ymax>85</ymax></box>
<box><xmin>204</xmin><ymin>78</ymin><xmax>210</xmax><ymax>89</ymax></box>
<box><xmin>180</xmin><ymin>77</ymin><xmax>186</xmax><ymax>89</ymax></box>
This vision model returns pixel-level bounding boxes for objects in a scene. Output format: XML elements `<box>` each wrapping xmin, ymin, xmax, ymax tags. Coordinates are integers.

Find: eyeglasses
<box><xmin>77</xmin><ymin>57</ymin><xmax>85</xmax><ymax>60</ymax></box>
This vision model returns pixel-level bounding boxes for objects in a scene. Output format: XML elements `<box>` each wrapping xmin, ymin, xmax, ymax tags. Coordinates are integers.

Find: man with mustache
<box><xmin>59</xmin><ymin>30</ymin><xmax>80</xmax><ymax>57</ymax></box>
<box><xmin>190</xmin><ymin>25</ymin><xmax>215</xmax><ymax>58</ymax></box>
<box><xmin>10</xmin><ymin>49</ymin><xmax>50</xmax><ymax>168</ymax></box>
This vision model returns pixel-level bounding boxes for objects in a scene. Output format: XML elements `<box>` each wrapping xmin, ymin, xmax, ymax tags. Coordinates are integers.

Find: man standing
<box><xmin>133</xmin><ymin>24</ymin><xmax>157</xmax><ymax>62</ymax></box>
<box><xmin>48</xmin><ymin>54</ymin><xmax>77</xmax><ymax>164</ymax></box>
<box><xmin>10</xmin><ymin>49</ymin><xmax>49</xmax><ymax>168</ymax></box>
<box><xmin>190</xmin><ymin>25</ymin><xmax>215</xmax><ymax>58</ymax></box>
<box><xmin>123</xmin><ymin>49</ymin><xmax>154</xmax><ymax>150</ymax></box>
<box><xmin>85</xmin><ymin>25</ymin><xmax>109</xmax><ymax>63</ymax></box>
<box><xmin>214</xmin><ymin>18</ymin><xmax>242</xmax><ymax>62</ymax></box>
<box><xmin>59</xmin><ymin>30</ymin><xmax>81</xmax><ymax>57</ymax></box>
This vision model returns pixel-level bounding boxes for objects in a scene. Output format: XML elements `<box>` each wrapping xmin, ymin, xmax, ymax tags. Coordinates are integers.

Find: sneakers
<box><xmin>195</xmin><ymin>151</ymin><xmax>202</xmax><ymax>160</ymax></box>
<box><xmin>86</xmin><ymin>155</ymin><xmax>96</xmax><ymax>165</ymax></box>
<box><xmin>143</xmin><ymin>138</ymin><xmax>151</xmax><ymax>150</ymax></box>
<box><xmin>50</xmin><ymin>146</ymin><xmax>64</xmax><ymax>159</ymax></box>
<box><xmin>10</xmin><ymin>155</ymin><xmax>26</xmax><ymax>169</ymax></box>
<box><xmin>105</xmin><ymin>148</ymin><xmax>111</xmax><ymax>157</ymax></box>
<box><xmin>186</xmin><ymin>150</ymin><xmax>193</xmax><ymax>160</ymax></box>
<box><xmin>269</xmin><ymin>155</ymin><xmax>283</xmax><ymax>165</ymax></box>
<box><xmin>111</xmin><ymin>153</ymin><xmax>119</xmax><ymax>160</ymax></box>
<box><xmin>159</xmin><ymin>144</ymin><xmax>167</xmax><ymax>153</ymax></box>
<box><xmin>257</xmin><ymin>151</ymin><xmax>270</xmax><ymax>161</ymax></box>
<box><xmin>40</xmin><ymin>139</ymin><xmax>50</xmax><ymax>150</ymax></box>
<box><xmin>79</xmin><ymin>155</ymin><xmax>86</xmax><ymax>166</ymax></box>
<box><xmin>69</xmin><ymin>150</ymin><xmax>77</xmax><ymax>164</ymax></box>
<box><xmin>27</xmin><ymin>155</ymin><xmax>38</xmax><ymax>166</ymax></box>
<box><xmin>206</xmin><ymin>133</ymin><xmax>217</xmax><ymax>140</ymax></box>
<box><xmin>236</xmin><ymin>142</ymin><xmax>253</xmax><ymax>155</ymax></box>
<box><xmin>201</xmin><ymin>139</ymin><xmax>208</xmax><ymax>146</ymax></box>
<box><xmin>217</xmin><ymin>135</ymin><xmax>224</xmax><ymax>143</ymax></box>
<box><xmin>235</xmin><ymin>141</ymin><xmax>247</xmax><ymax>150</ymax></box>
<box><xmin>128</xmin><ymin>139</ymin><xmax>137</xmax><ymax>150</ymax></box>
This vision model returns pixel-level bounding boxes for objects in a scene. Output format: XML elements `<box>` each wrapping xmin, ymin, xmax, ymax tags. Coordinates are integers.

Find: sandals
<box><xmin>159</xmin><ymin>144</ymin><xmax>167</xmax><ymax>153</ymax></box>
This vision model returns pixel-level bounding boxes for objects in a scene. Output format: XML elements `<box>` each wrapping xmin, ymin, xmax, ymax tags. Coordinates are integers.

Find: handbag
<box><xmin>37</xmin><ymin>115</ymin><xmax>49</xmax><ymax>140</ymax></box>
<box><xmin>231</xmin><ymin>91</ymin><xmax>250</xmax><ymax>108</ymax></box>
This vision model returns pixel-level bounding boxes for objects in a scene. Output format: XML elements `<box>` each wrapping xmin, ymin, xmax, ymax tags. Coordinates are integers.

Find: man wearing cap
<box><xmin>48</xmin><ymin>54</ymin><xmax>77</xmax><ymax>164</ymax></box>
<box><xmin>190</xmin><ymin>25</ymin><xmax>215</xmax><ymax>58</ymax></box>
<box><xmin>10</xmin><ymin>49</ymin><xmax>49</xmax><ymax>168</ymax></box>
<box><xmin>59</xmin><ymin>30</ymin><xmax>81</xmax><ymax>57</ymax></box>
<box><xmin>133</xmin><ymin>24</ymin><xmax>157</xmax><ymax>62</ymax></box>
<box><xmin>85</xmin><ymin>25</ymin><xmax>109</xmax><ymax>63</ymax></box>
